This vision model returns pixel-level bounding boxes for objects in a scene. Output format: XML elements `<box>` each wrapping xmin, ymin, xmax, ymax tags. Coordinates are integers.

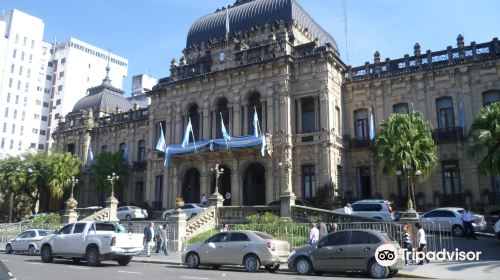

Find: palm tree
<box><xmin>48</xmin><ymin>152</ymin><xmax>82</xmax><ymax>200</ymax></box>
<box><xmin>374</xmin><ymin>112</ymin><xmax>438</xmax><ymax>211</ymax></box>
<box><xmin>469</xmin><ymin>102</ymin><xmax>500</xmax><ymax>175</ymax></box>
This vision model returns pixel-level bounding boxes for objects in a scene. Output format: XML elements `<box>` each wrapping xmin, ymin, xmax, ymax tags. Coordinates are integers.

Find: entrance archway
<box><xmin>243</xmin><ymin>162</ymin><xmax>266</xmax><ymax>205</ymax></box>
<box><xmin>211</xmin><ymin>165</ymin><xmax>231</xmax><ymax>205</ymax></box>
<box><xmin>182</xmin><ymin>168</ymin><xmax>200</xmax><ymax>203</ymax></box>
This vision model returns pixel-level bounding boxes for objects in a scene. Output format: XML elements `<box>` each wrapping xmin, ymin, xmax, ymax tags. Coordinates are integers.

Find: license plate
<box><xmin>280</xmin><ymin>257</ymin><xmax>288</xmax><ymax>263</ymax></box>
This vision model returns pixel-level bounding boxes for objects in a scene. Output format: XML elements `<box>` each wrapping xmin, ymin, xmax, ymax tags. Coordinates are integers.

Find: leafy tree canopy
<box><xmin>469</xmin><ymin>102</ymin><xmax>500</xmax><ymax>175</ymax></box>
<box><xmin>90</xmin><ymin>152</ymin><xmax>129</xmax><ymax>197</ymax></box>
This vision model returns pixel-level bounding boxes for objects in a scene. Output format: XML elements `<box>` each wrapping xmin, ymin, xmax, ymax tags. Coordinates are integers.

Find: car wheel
<box><xmin>191</xmin><ymin>213</ymin><xmax>197</xmax><ymax>219</ymax></box>
<box><xmin>5</xmin><ymin>244</ymin><xmax>12</xmax><ymax>254</ymax></box>
<box><xmin>295</xmin><ymin>257</ymin><xmax>312</xmax><ymax>275</ymax></box>
<box><xmin>126</xmin><ymin>214</ymin><xmax>132</xmax><ymax>221</ymax></box>
<box><xmin>243</xmin><ymin>254</ymin><xmax>260</xmax><ymax>272</ymax></box>
<box><xmin>452</xmin><ymin>225</ymin><xmax>464</xmax><ymax>237</ymax></box>
<box><xmin>40</xmin><ymin>245</ymin><xmax>53</xmax><ymax>263</ymax></box>
<box><xmin>368</xmin><ymin>259</ymin><xmax>389</xmax><ymax>279</ymax></box>
<box><xmin>186</xmin><ymin>252</ymin><xmax>200</xmax><ymax>269</ymax></box>
<box><xmin>28</xmin><ymin>245</ymin><xmax>36</xmax><ymax>256</ymax></box>
<box><xmin>265</xmin><ymin>263</ymin><xmax>280</xmax><ymax>273</ymax></box>
<box><xmin>212</xmin><ymin>265</ymin><xmax>221</xmax><ymax>269</ymax></box>
<box><xmin>86</xmin><ymin>246</ymin><xmax>101</xmax><ymax>267</ymax></box>
<box><xmin>117</xmin><ymin>256</ymin><xmax>132</xmax><ymax>266</ymax></box>
<box><xmin>164</xmin><ymin>213</ymin><xmax>171</xmax><ymax>220</ymax></box>
<box><xmin>388</xmin><ymin>269</ymin><xmax>398</xmax><ymax>278</ymax></box>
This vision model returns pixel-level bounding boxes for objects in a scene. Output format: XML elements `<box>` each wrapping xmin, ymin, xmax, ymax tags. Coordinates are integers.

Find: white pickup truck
<box><xmin>40</xmin><ymin>221</ymin><xmax>144</xmax><ymax>266</ymax></box>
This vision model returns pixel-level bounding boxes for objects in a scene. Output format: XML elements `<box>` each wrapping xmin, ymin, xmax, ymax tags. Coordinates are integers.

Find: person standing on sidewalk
<box><xmin>155</xmin><ymin>225</ymin><xmax>163</xmax><ymax>254</ymax></box>
<box><xmin>402</xmin><ymin>224</ymin><xmax>413</xmax><ymax>265</ymax></box>
<box><xmin>308</xmin><ymin>223</ymin><xmax>319</xmax><ymax>245</ymax></box>
<box><xmin>160</xmin><ymin>224</ymin><xmax>169</xmax><ymax>256</ymax></box>
<box><xmin>461</xmin><ymin>207</ymin><xmax>477</xmax><ymax>240</ymax></box>
<box><xmin>344</xmin><ymin>203</ymin><xmax>353</xmax><ymax>215</ymax></box>
<box><xmin>143</xmin><ymin>222</ymin><xmax>155</xmax><ymax>257</ymax></box>
<box><xmin>201</xmin><ymin>194</ymin><xmax>208</xmax><ymax>206</ymax></box>
<box><xmin>415</xmin><ymin>222</ymin><xmax>429</xmax><ymax>265</ymax></box>
<box><xmin>225</xmin><ymin>192</ymin><xmax>232</xmax><ymax>206</ymax></box>
<box><xmin>317</xmin><ymin>219</ymin><xmax>328</xmax><ymax>240</ymax></box>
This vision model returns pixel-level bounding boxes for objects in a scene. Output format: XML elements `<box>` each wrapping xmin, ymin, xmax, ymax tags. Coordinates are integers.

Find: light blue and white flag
<box><xmin>253</xmin><ymin>106</ymin><xmax>261</xmax><ymax>137</ymax></box>
<box><xmin>369</xmin><ymin>107</ymin><xmax>375</xmax><ymax>141</ymax></box>
<box><xmin>86</xmin><ymin>143</ymin><xmax>94</xmax><ymax>166</ymax></box>
<box><xmin>155</xmin><ymin>123</ymin><xmax>166</xmax><ymax>152</ymax></box>
<box><xmin>459</xmin><ymin>102</ymin><xmax>465</xmax><ymax>128</ymax></box>
<box><xmin>221</xmin><ymin>113</ymin><xmax>231</xmax><ymax>148</ymax></box>
<box><xmin>181</xmin><ymin>118</ymin><xmax>196</xmax><ymax>150</ymax></box>
<box><xmin>122</xmin><ymin>145</ymin><xmax>128</xmax><ymax>161</ymax></box>
<box><xmin>225</xmin><ymin>7</ymin><xmax>230</xmax><ymax>40</ymax></box>
<box><xmin>261</xmin><ymin>133</ymin><xmax>266</xmax><ymax>156</ymax></box>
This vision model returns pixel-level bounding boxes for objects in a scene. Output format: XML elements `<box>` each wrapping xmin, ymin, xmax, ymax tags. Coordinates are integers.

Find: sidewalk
<box><xmin>399</xmin><ymin>260</ymin><xmax>500</xmax><ymax>280</ymax></box>
<box><xmin>132</xmin><ymin>251</ymin><xmax>183</xmax><ymax>265</ymax></box>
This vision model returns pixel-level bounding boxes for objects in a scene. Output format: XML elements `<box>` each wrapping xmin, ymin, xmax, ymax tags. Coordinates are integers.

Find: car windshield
<box><xmin>38</xmin><ymin>230</ymin><xmax>49</xmax><ymax>236</ymax></box>
<box><xmin>253</xmin><ymin>232</ymin><xmax>275</xmax><ymax>240</ymax></box>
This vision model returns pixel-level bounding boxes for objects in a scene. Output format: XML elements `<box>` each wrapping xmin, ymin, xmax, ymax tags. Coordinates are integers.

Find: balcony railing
<box><xmin>132</xmin><ymin>160</ymin><xmax>147</xmax><ymax>171</ymax></box>
<box><xmin>349</xmin><ymin>137</ymin><xmax>372</xmax><ymax>149</ymax></box>
<box><xmin>432</xmin><ymin>127</ymin><xmax>464</xmax><ymax>143</ymax></box>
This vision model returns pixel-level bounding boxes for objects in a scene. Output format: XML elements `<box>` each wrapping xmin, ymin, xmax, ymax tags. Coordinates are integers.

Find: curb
<box><xmin>476</xmin><ymin>232</ymin><xmax>495</xmax><ymax>238</ymax></box>
<box><xmin>397</xmin><ymin>272</ymin><xmax>436</xmax><ymax>279</ymax></box>
<box><xmin>131</xmin><ymin>258</ymin><xmax>183</xmax><ymax>266</ymax></box>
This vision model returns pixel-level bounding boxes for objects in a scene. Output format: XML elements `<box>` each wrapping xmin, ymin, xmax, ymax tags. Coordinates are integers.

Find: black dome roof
<box><xmin>72</xmin><ymin>76</ymin><xmax>133</xmax><ymax>113</ymax></box>
<box><xmin>186</xmin><ymin>0</ymin><xmax>338</xmax><ymax>52</ymax></box>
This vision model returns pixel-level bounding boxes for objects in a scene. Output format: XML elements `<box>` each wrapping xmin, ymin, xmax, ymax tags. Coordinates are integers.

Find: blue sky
<box><xmin>2</xmin><ymin>0</ymin><xmax>499</xmax><ymax>95</ymax></box>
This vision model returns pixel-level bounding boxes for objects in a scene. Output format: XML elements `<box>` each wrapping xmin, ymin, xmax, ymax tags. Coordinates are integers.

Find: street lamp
<box><xmin>69</xmin><ymin>176</ymin><xmax>78</xmax><ymax>199</ymax></box>
<box><xmin>210</xmin><ymin>164</ymin><xmax>224</xmax><ymax>195</ymax></box>
<box><xmin>107</xmin><ymin>172</ymin><xmax>119</xmax><ymax>198</ymax></box>
<box><xmin>396</xmin><ymin>168</ymin><xmax>422</xmax><ymax>211</ymax></box>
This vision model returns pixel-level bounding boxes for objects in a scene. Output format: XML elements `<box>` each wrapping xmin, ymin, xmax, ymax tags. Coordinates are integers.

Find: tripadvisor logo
<box><xmin>375</xmin><ymin>244</ymin><xmax>398</xmax><ymax>266</ymax></box>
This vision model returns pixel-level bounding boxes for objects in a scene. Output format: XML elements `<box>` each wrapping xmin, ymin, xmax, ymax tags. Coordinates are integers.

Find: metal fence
<box><xmin>123</xmin><ymin>221</ymin><xmax>178</xmax><ymax>253</ymax></box>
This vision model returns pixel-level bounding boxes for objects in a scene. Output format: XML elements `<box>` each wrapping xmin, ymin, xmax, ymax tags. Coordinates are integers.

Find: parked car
<box><xmin>163</xmin><ymin>203</ymin><xmax>206</xmax><ymax>220</ymax></box>
<box><xmin>288</xmin><ymin>229</ymin><xmax>402</xmax><ymax>278</ymax></box>
<box><xmin>420</xmin><ymin>207</ymin><xmax>487</xmax><ymax>237</ymax></box>
<box><xmin>494</xmin><ymin>219</ymin><xmax>500</xmax><ymax>239</ymax></box>
<box><xmin>117</xmin><ymin>206</ymin><xmax>148</xmax><ymax>221</ymax></box>
<box><xmin>0</xmin><ymin>260</ymin><xmax>16</xmax><ymax>280</ymax></box>
<box><xmin>5</xmin><ymin>229</ymin><xmax>51</xmax><ymax>255</ymax></box>
<box><xmin>84</xmin><ymin>206</ymin><xmax>103</xmax><ymax>210</ymax></box>
<box><xmin>40</xmin><ymin>221</ymin><xmax>144</xmax><ymax>266</ymax></box>
<box><xmin>267</xmin><ymin>199</ymin><xmax>311</xmax><ymax>207</ymax></box>
<box><xmin>183</xmin><ymin>230</ymin><xmax>290</xmax><ymax>272</ymax></box>
<box><xmin>349</xmin><ymin>200</ymin><xmax>396</xmax><ymax>221</ymax></box>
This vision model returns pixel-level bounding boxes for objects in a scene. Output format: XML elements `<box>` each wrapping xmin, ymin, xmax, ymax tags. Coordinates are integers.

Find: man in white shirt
<box><xmin>225</xmin><ymin>191</ymin><xmax>232</xmax><ymax>206</ymax></box>
<box><xmin>461</xmin><ymin>207</ymin><xmax>477</xmax><ymax>240</ymax></box>
<box><xmin>344</xmin><ymin>203</ymin><xmax>353</xmax><ymax>215</ymax></box>
<box><xmin>308</xmin><ymin>223</ymin><xmax>319</xmax><ymax>245</ymax></box>
<box><xmin>201</xmin><ymin>193</ymin><xmax>208</xmax><ymax>206</ymax></box>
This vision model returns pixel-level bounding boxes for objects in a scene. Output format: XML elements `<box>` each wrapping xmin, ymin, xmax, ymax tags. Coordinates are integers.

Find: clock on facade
<box><xmin>219</xmin><ymin>52</ymin><xmax>225</xmax><ymax>62</ymax></box>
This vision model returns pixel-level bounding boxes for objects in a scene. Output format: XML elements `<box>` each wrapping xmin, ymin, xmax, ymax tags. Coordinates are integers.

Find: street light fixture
<box><xmin>396</xmin><ymin>168</ymin><xmax>422</xmax><ymax>211</ymax></box>
<box><xmin>107</xmin><ymin>172</ymin><xmax>119</xmax><ymax>198</ymax></box>
<box><xmin>69</xmin><ymin>176</ymin><xmax>78</xmax><ymax>199</ymax></box>
<box><xmin>210</xmin><ymin>163</ymin><xmax>224</xmax><ymax>195</ymax></box>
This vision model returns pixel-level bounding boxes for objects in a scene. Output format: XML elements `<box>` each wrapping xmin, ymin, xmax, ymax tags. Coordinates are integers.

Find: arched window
<box><xmin>247</xmin><ymin>92</ymin><xmax>262</xmax><ymax>135</ymax></box>
<box><xmin>188</xmin><ymin>103</ymin><xmax>200</xmax><ymax>141</ymax></box>
<box><xmin>301</xmin><ymin>97</ymin><xmax>316</xmax><ymax>133</ymax></box>
<box><xmin>483</xmin><ymin>90</ymin><xmax>500</xmax><ymax>107</ymax></box>
<box><xmin>215</xmin><ymin>98</ymin><xmax>229</xmax><ymax>139</ymax></box>
<box><xmin>137</xmin><ymin>140</ymin><xmax>146</xmax><ymax>161</ymax></box>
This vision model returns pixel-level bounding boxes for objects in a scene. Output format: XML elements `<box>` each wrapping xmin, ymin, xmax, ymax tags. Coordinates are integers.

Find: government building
<box><xmin>52</xmin><ymin>0</ymin><xmax>500</xmax><ymax>214</ymax></box>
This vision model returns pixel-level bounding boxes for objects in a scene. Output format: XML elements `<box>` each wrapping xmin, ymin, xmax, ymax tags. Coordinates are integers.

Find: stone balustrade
<box><xmin>217</xmin><ymin>206</ymin><xmax>280</xmax><ymax>224</ymax></box>
<box><xmin>186</xmin><ymin>207</ymin><xmax>217</xmax><ymax>239</ymax></box>
<box><xmin>291</xmin><ymin>205</ymin><xmax>378</xmax><ymax>223</ymax></box>
<box><xmin>80</xmin><ymin>208</ymin><xmax>111</xmax><ymax>221</ymax></box>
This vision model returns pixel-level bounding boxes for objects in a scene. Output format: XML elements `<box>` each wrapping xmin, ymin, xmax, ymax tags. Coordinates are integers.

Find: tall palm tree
<box><xmin>48</xmin><ymin>152</ymin><xmax>82</xmax><ymax>200</ymax></box>
<box><xmin>374</xmin><ymin>112</ymin><xmax>438</xmax><ymax>211</ymax></box>
<box><xmin>469</xmin><ymin>102</ymin><xmax>500</xmax><ymax>175</ymax></box>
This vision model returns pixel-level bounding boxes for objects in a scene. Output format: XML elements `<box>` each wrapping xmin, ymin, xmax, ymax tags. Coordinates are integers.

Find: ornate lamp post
<box><xmin>396</xmin><ymin>168</ymin><xmax>422</xmax><ymax>212</ymax></box>
<box><xmin>69</xmin><ymin>176</ymin><xmax>78</xmax><ymax>199</ymax></box>
<box><xmin>210</xmin><ymin>163</ymin><xmax>224</xmax><ymax>195</ymax></box>
<box><xmin>107</xmin><ymin>172</ymin><xmax>119</xmax><ymax>198</ymax></box>
<box><xmin>63</xmin><ymin>176</ymin><xmax>79</xmax><ymax>223</ymax></box>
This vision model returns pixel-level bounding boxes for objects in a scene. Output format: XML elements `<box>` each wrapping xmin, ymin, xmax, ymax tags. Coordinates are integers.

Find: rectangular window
<box><xmin>4</xmin><ymin>108</ymin><xmax>8</xmax><ymax>118</ymax></box>
<box><xmin>11</xmin><ymin>64</ymin><xmax>14</xmax><ymax>73</ymax></box>
<box><xmin>57</xmin><ymin>85</ymin><xmax>63</xmax><ymax>91</ymax></box>
<box><xmin>38</xmin><ymin>144</ymin><xmax>44</xmax><ymax>150</ymax></box>
<box><xmin>135</xmin><ymin>182</ymin><xmax>144</xmax><ymax>202</ymax></box>
<box><xmin>15</xmin><ymin>34</ymin><xmax>18</xmax><ymax>44</ymax></box>
<box><xmin>436</xmin><ymin>97</ymin><xmax>454</xmax><ymax>130</ymax></box>
<box><xmin>138</xmin><ymin>140</ymin><xmax>146</xmax><ymax>161</ymax></box>
<box><xmin>482</xmin><ymin>91</ymin><xmax>500</xmax><ymax>107</ymax></box>
<box><xmin>8</xmin><ymin>78</ymin><xmax>12</xmax><ymax>88</ymax></box>
<box><xmin>35</xmin><ymin>100</ymin><xmax>41</xmax><ymax>105</ymax></box>
<box><xmin>21</xmin><ymin>51</ymin><xmax>25</xmax><ymax>61</ymax></box>
<box><xmin>59</xmin><ymin>71</ymin><xmax>64</xmax><ymax>79</ymax></box>
<box><xmin>301</xmin><ymin>97</ymin><xmax>316</xmax><ymax>133</ymax></box>
<box><xmin>27</xmin><ymin>69</ymin><xmax>31</xmax><ymax>78</ymax></box>
<box><xmin>56</xmin><ymin>99</ymin><xmax>61</xmax><ymax>105</ymax></box>
<box><xmin>9</xmin><ymin>140</ymin><xmax>13</xmax><ymax>149</ymax></box>
<box><xmin>17</xmin><ymin>81</ymin><xmax>21</xmax><ymax>90</ymax></box>
<box><xmin>31</xmin><ymin>40</ymin><xmax>34</xmax><ymax>49</ymax></box>
<box><xmin>54</xmin><ymin>113</ymin><xmax>60</xmax><ymax>120</ymax></box>
<box><xmin>23</xmin><ymin>97</ymin><xmax>27</xmax><ymax>106</ymax></box>
<box><xmin>30</xmin><ymin>143</ymin><xmax>36</xmax><ymax>148</ymax></box>
<box><xmin>46</xmin><ymin>75</ymin><xmax>51</xmax><ymax>81</ymax></box>
<box><xmin>154</xmin><ymin>175</ymin><xmax>164</xmax><ymax>210</ymax></box>
<box><xmin>19</xmin><ymin>66</ymin><xmax>23</xmax><ymax>75</ymax></box>
<box><xmin>61</xmin><ymin>58</ymin><xmax>66</xmax><ymax>64</ymax></box>
<box><xmin>40</xmin><ymin>130</ymin><xmax>46</xmax><ymax>136</ymax></box>
<box><xmin>354</xmin><ymin>109</ymin><xmax>369</xmax><ymax>139</ymax></box>
<box><xmin>101</xmin><ymin>145</ymin><xmax>108</xmax><ymax>153</ymax></box>
<box><xmin>29</xmin><ymin>54</ymin><xmax>32</xmax><ymax>63</ymax></box>
<box><xmin>25</xmin><ymin>82</ymin><xmax>29</xmax><ymax>92</ymax></box>
<box><xmin>20</xmin><ymin>126</ymin><xmax>23</xmax><ymax>136</ymax></box>
<box><xmin>13</xmin><ymin>49</ymin><xmax>16</xmax><ymax>58</ymax></box>
<box><xmin>66</xmin><ymin>143</ymin><xmax>75</xmax><ymax>154</ymax></box>
<box><xmin>18</xmin><ymin>141</ymin><xmax>22</xmax><ymax>151</ymax></box>
<box><xmin>43</xmin><ymin>102</ymin><xmax>49</xmax><ymax>108</ymax></box>
<box><xmin>15</xmin><ymin>95</ymin><xmax>19</xmax><ymax>104</ymax></box>
<box><xmin>302</xmin><ymin>165</ymin><xmax>316</xmax><ymax>199</ymax></box>
<box><xmin>13</xmin><ymin>110</ymin><xmax>17</xmax><ymax>119</ymax></box>
<box><xmin>34</xmin><ymin>114</ymin><xmax>40</xmax><ymax>120</ymax></box>
<box><xmin>32</xmin><ymin>128</ymin><xmax>38</xmax><ymax>134</ymax></box>
<box><xmin>2</xmin><ymin>123</ymin><xmax>6</xmax><ymax>133</ymax></box>
<box><xmin>23</xmin><ymin>37</ymin><xmax>27</xmax><ymax>46</ymax></box>
<box><xmin>393</xmin><ymin>102</ymin><xmax>409</xmax><ymax>114</ymax></box>
<box><xmin>11</xmin><ymin>124</ymin><xmax>15</xmax><ymax>134</ymax></box>
<box><xmin>0</xmin><ymin>138</ymin><xmax>4</xmax><ymax>148</ymax></box>
<box><xmin>41</xmin><ymin>116</ymin><xmax>48</xmax><ymax>121</ymax></box>
<box><xmin>21</xmin><ymin>111</ymin><xmax>25</xmax><ymax>121</ymax></box>
<box><xmin>7</xmin><ymin>93</ymin><xmax>11</xmax><ymax>102</ymax></box>
<box><xmin>442</xmin><ymin>161</ymin><xmax>460</xmax><ymax>195</ymax></box>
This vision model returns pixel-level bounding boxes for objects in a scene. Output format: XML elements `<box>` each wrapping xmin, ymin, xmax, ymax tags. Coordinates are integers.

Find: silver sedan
<box><xmin>183</xmin><ymin>230</ymin><xmax>290</xmax><ymax>272</ymax></box>
<box><xmin>6</xmin><ymin>229</ymin><xmax>51</xmax><ymax>255</ymax></box>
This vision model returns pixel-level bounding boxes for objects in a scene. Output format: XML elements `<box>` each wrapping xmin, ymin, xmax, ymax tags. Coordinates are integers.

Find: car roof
<box><xmin>428</xmin><ymin>207</ymin><xmax>463</xmax><ymax>212</ymax></box>
<box><xmin>336</xmin><ymin>229</ymin><xmax>382</xmax><ymax>234</ymax></box>
<box><xmin>353</xmin><ymin>200</ymin><xmax>388</xmax><ymax>203</ymax></box>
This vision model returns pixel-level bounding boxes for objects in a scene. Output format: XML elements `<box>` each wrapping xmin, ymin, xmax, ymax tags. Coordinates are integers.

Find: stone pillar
<box><xmin>170</xmin><ymin>209</ymin><xmax>187</xmax><ymax>252</ymax></box>
<box><xmin>242</xmin><ymin>102</ymin><xmax>248</xmax><ymax>135</ymax></box>
<box><xmin>209</xmin><ymin>193</ymin><xmax>224</xmax><ymax>207</ymax></box>
<box><xmin>232</xmin><ymin>103</ymin><xmax>241</xmax><ymax>137</ymax></box>
<box><xmin>231</xmin><ymin>157</ymin><xmax>240</xmax><ymax>206</ymax></box>
<box><xmin>105</xmin><ymin>195</ymin><xmax>119</xmax><ymax>221</ymax></box>
<box><xmin>202</xmin><ymin>101</ymin><xmax>210</xmax><ymax>140</ymax></box>
<box><xmin>62</xmin><ymin>196</ymin><xmax>79</xmax><ymax>224</ymax></box>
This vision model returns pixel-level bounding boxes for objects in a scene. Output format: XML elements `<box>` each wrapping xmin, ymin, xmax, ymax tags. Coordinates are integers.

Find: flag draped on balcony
<box><xmin>181</xmin><ymin>118</ymin><xmax>196</xmax><ymax>150</ymax></box>
<box><xmin>155</xmin><ymin>123</ymin><xmax>166</xmax><ymax>152</ymax></box>
<box><xmin>369</xmin><ymin>107</ymin><xmax>375</xmax><ymax>141</ymax></box>
<box><xmin>122</xmin><ymin>145</ymin><xmax>128</xmax><ymax>161</ymax></box>
<box><xmin>221</xmin><ymin>112</ymin><xmax>231</xmax><ymax>148</ymax></box>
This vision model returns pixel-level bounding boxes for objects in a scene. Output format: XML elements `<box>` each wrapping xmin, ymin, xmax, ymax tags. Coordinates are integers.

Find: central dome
<box><xmin>186</xmin><ymin>0</ymin><xmax>338</xmax><ymax>53</ymax></box>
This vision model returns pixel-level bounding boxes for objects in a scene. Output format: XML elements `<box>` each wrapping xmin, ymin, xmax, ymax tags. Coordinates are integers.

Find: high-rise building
<box><xmin>0</xmin><ymin>9</ymin><xmax>50</xmax><ymax>159</ymax></box>
<box><xmin>46</xmin><ymin>38</ymin><xmax>128</xmax><ymax>149</ymax></box>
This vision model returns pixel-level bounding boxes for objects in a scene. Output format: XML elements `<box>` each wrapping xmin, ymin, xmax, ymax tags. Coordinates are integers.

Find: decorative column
<box><xmin>106</xmin><ymin>172</ymin><xmax>119</xmax><ymax>221</ymax></box>
<box><xmin>230</xmin><ymin>157</ymin><xmax>240</xmax><ymax>206</ymax></box>
<box><xmin>202</xmin><ymin>99</ymin><xmax>210</xmax><ymax>140</ymax></box>
<box><xmin>242</xmin><ymin>102</ymin><xmax>248</xmax><ymax>135</ymax></box>
<box><xmin>232</xmin><ymin>101</ymin><xmax>242</xmax><ymax>136</ymax></box>
<box><xmin>170</xmin><ymin>206</ymin><xmax>187</xmax><ymax>252</ymax></box>
<box><xmin>209</xmin><ymin>163</ymin><xmax>225</xmax><ymax>207</ymax></box>
<box><xmin>200</xmin><ymin>160</ymin><xmax>210</xmax><ymax>200</ymax></box>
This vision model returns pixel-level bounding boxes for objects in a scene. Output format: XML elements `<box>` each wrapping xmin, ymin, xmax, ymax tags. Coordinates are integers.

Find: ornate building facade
<box><xmin>52</xmin><ymin>0</ymin><xmax>500</xmax><ymax>214</ymax></box>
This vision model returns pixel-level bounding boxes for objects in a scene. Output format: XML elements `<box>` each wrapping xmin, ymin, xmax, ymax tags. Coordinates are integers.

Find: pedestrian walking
<box><xmin>160</xmin><ymin>224</ymin><xmax>169</xmax><ymax>255</ymax></box>
<box><xmin>143</xmin><ymin>222</ymin><xmax>155</xmax><ymax>257</ymax></box>
<box><xmin>415</xmin><ymin>222</ymin><xmax>429</xmax><ymax>265</ymax></box>
<box><xmin>225</xmin><ymin>192</ymin><xmax>232</xmax><ymax>205</ymax></box>
<box><xmin>220</xmin><ymin>224</ymin><xmax>229</xmax><ymax>232</ymax></box>
<box><xmin>329</xmin><ymin>223</ymin><xmax>338</xmax><ymax>233</ymax></box>
<box><xmin>201</xmin><ymin>193</ymin><xmax>208</xmax><ymax>206</ymax></box>
<box><xmin>155</xmin><ymin>225</ymin><xmax>163</xmax><ymax>254</ymax></box>
<box><xmin>317</xmin><ymin>219</ymin><xmax>328</xmax><ymax>240</ymax></box>
<box><xmin>344</xmin><ymin>203</ymin><xmax>353</xmax><ymax>215</ymax></box>
<box><xmin>308</xmin><ymin>223</ymin><xmax>319</xmax><ymax>245</ymax></box>
<box><xmin>461</xmin><ymin>207</ymin><xmax>477</xmax><ymax>240</ymax></box>
<box><xmin>127</xmin><ymin>222</ymin><xmax>134</xmax><ymax>233</ymax></box>
<box><xmin>402</xmin><ymin>224</ymin><xmax>413</xmax><ymax>265</ymax></box>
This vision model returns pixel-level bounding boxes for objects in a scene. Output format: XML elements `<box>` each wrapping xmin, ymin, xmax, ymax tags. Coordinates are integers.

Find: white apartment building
<box><xmin>0</xmin><ymin>9</ymin><xmax>50</xmax><ymax>159</ymax></box>
<box><xmin>46</xmin><ymin>38</ymin><xmax>128</xmax><ymax>149</ymax></box>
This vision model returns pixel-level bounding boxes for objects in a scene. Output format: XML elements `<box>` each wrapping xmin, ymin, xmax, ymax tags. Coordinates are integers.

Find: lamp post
<box><xmin>210</xmin><ymin>163</ymin><xmax>224</xmax><ymax>195</ymax></box>
<box><xmin>396</xmin><ymin>168</ymin><xmax>422</xmax><ymax>211</ymax></box>
<box><xmin>69</xmin><ymin>176</ymin><xmax>78</xmax><ymax>199</ymax></box>
<box><xmin>107</xmin><ymin>172</ymin><xmax>119</xmax><ymax>198</ymax></box>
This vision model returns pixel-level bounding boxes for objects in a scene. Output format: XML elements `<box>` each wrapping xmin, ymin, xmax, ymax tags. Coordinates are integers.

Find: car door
<box><xmin>343</xmin><ymin>231</ymin><xmax>373</xmax><ymax>270</ymax></box>
<box><xmin>311</xmin><ymin>231</ymin><xmax>348</xmax><ymax>272</ymax></box>
<box><xmin>182</xmin><ymin>204</ymin><xmax>195</xmax><ymax>217</ymax></box>
<box><xmin>66</xmin><ymin>223</ymin><xmax>87</xmax><ymax>254</ymax></box>
<box><xmin>117</xmin><ymin>207</ymin><xmax>125</xmax><ymax>220</ymax></box>
<box><xmin>421</xmin><ymin>211</ymin><xmax>438</xmax><ymax>229</ymax></box>
<box><xmin>52</xmin><ymin>223</ymin><xmax>74</xmax><ymax>254</ymax></box>
<box><xmin>224</xmin><ymin>232</ymin><xmax>251</xmax><ymax>264</ymax></box>
<box><xmin>11</xmin><ymin>232</ymin><xmax>27</xmax><ymax>251</ymax></box>
<box><xmin>23</xmin><ymin>230</ymin><xmax>37</xmax><ymax>251</ymax></box>
<box><xmin>197</xmin><ymin>232</ymin><xmax>228</xmax><ymax>264</ymax></box>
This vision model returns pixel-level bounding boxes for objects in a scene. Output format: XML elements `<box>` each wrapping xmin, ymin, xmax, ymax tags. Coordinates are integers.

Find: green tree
<box><xmin>0</xmin><ymin>156</ymin><xmax>34</xmax><ymax>221</ymax></box>
<box><xmin>374</xmin><ymin>112</ymin><xmax>438</xmax><ymax>211</ymax></box>
<box><xmin>48</xmin><ymin>152</ymin><xmax>82</xmax><ymax>200</ymax></box>
<box><xmin>90</xmin><ymin>152</ymin><xmax>129</xmax><ymax>197</ymax></box>
<box><xmin>469</xmin><ymin>102</ymin><xmax>500</xmax><ymax>175</ymax></box>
